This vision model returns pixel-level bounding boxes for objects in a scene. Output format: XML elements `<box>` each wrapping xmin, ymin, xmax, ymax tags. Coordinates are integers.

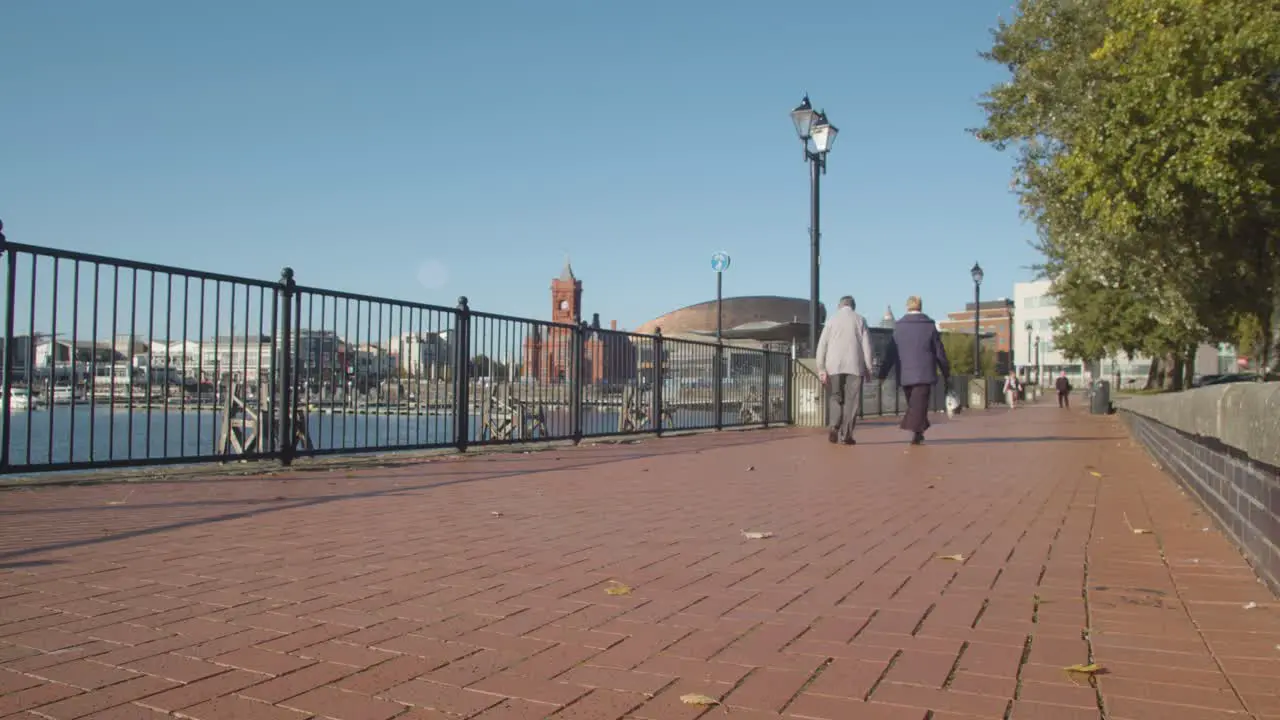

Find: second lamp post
<box><xmin>971</xmin><ymin>262</ymin><xmax>984</xmax><ymax>376</ymax></box>
<box><xmin>1025</xmin><ymin>321</ymin><xmax>1032</xmax><ymax>379</ymax></box>
<box><xmin>790</xmin><ymin>95</ymin><xmax>838</xmax><ymax>355</ymax></box>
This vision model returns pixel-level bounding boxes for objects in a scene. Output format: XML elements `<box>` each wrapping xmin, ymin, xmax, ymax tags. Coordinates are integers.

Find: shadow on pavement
<box><xmin>0</xmin><ymin>431</ymin><xmax>797</xmax><ymax>561</ymax></box>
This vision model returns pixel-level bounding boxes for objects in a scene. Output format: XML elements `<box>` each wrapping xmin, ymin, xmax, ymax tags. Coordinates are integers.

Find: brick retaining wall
<box><xmin>1123</xmin><ymin>411</ymin><xmax>1280</xmax><ymax>595</ymax></box>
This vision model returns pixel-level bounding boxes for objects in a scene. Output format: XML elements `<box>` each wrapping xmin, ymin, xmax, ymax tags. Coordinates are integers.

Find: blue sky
<box><xmin>1</xmin><ymin>0</ymin><xmax>1038</xmax><ymax>332</ymax></box>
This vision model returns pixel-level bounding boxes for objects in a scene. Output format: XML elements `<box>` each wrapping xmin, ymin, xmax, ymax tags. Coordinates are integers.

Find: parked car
<box><xmin>1199</xmin><ymin>373</ymin><xmax>1262</xmax><ymax>387</ymax></box>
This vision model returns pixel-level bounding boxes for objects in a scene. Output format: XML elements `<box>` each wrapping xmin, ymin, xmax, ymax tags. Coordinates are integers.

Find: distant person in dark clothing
<box><xmin>877</xmin><ymin>295</ymin><xmax>951</xmax><ymax>445</ymax></box>
<box><xmin>1055</xmin><ymin>371</ymin><xmax>1072</xmax><ymax>408</ymax></box>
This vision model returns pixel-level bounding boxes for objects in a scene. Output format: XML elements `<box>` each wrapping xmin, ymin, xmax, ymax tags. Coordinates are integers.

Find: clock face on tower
<box><xmin>559</xmin><ymin>300</ymin><xmax>569</xmax><ymax>311</ymax></box>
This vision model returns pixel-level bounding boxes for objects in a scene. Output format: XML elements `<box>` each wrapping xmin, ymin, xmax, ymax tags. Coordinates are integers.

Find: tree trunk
<box><xmin>1183</xmin><ymin>346</ymin><xmax>1196</xmax><ymax>389</ymax></box>
<box><xmin>1168</xmin><ymin>352</ymin><xmax>1184</xmax><ymax>391</ymax></box>
<box><xmin>1267</xmin><ymin>280</ymin><xmax>1279</xmax><ymax>373</ymax></box>
<box><xmin>1144</xmin><ymin>356</ymin><xmax>1161</xmax><ymax>390</ymax></box>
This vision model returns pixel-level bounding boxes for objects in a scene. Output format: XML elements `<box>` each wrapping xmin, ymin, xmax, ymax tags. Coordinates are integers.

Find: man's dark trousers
<box><xmin>1058</xmin><ymin>391</ymin><xmax>1069</xmax><ymax>408</ymax></box>
<box><xmin>828</xmin><ymin>374</ymin><xmax>865</xmax><ymax>441</ymax></box>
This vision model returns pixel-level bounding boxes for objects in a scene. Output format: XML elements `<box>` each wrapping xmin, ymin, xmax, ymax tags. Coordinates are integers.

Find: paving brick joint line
<box><xmin>1</xmin><ymin>401</ymin><xmax>1278</xmax><ymax>720</ymax></box>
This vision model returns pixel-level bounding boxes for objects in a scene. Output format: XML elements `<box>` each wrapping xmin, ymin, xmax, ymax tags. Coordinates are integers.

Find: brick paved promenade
<box><xmin>2</xmin><ymin>402</ymin><xmax>1278</xmax><ymax>719</ymax></box>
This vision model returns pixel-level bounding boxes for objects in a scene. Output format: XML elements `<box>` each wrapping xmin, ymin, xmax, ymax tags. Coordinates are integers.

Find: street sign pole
<box><xmin>710</xmin><ymin>252</ymin><xmax>731</xmax><ymax>430</ymax></box>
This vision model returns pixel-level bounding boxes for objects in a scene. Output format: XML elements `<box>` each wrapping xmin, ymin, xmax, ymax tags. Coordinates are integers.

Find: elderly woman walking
<box><xmin>877</xmin><ymin>296</ymin><xmax>951</xmax><ymax>445</ymax></box>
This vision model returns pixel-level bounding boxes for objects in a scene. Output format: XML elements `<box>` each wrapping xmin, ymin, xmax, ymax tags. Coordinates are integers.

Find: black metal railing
<box><xmin>0</xmin><ymin>240</ymin><xmax>793</xmax><ymax>474</ymax></box>
<box><xmin>790</xmin><ymin>357</ymin><xmax>956</xmax><ymax>428</ymax></box>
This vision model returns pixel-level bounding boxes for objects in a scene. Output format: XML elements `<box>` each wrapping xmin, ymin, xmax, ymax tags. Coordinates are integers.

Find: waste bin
<box><xmin>1090</xmin><ymin>380</ymin><xmax>1111</xmax><ymax>415</ymax></box>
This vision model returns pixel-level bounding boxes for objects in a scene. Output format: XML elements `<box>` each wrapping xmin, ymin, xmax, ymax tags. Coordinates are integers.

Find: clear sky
<box><xmin>1</xmin><ymin>0</ymin><xmax>1039</xmax><ymax>332</ymax></box>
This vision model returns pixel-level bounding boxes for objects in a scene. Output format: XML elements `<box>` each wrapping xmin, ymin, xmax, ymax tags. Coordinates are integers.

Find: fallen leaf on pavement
<box><xmin>1090</xmin><ymin>471</ymin><xmax>1103</xmax><ymax>478</ymax></box>
<box><xmin>937</xmin><ymin>554</ymin><xmax>966</xmax><ymax>562</ymax></box>
<box><xmin>604</xmin><ymin>581</ymin><xmax>633</xmax><ymax>596</ymax></box>
<box><xmin>1064</xmin><ymin>663</ymin><xmax>1104</xmax><ymax>674</ymax></box>
<box><xmin>741</xmin><ymin>530</ymin><xmax>774</xmax><ymax>540</ymax></box>
<box><xmin>1123</xmin><ymin>513</ymin><xmax>1152</xmax><ymax>534</ymax></box>
<box><xmin>679</xmin><ymin>693</ymin><xmax>720</xmax><ymax>706</ymax></box>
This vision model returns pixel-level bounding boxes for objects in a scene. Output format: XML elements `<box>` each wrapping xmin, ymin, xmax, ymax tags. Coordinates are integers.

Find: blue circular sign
<box><xmin>711</xmin><ymin>251</ymin><xmax>731</xmax><ymax>273</ymax></box>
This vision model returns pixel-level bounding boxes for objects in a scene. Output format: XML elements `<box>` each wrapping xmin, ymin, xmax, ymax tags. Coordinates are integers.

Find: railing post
<box><xmin>277</xmin><ymin>267</ymin><xmax>296</xmax><ymax>467</ymax></box>
<box><xmin>571</xmin><ymin>321</ymin><xmax>584</xmax><ymax>444</ymax></box>
<box><xmin>453</xmin><ymin>297</ymin><xmax>472</xmax><ymax>452</ymax></box>
<box><xmin>783</xmin><ymin>354</ymin><xmax>794</xmax><ymax>425</ymax></box>
<box><xmin>761</xmin><ymin>348</ymin><xmax>770</xmax><ymax>427</ymax></box>
<box><xmin>651</xmin><ymin>328</ymin><xmax>664</xmax><ymax>437</ymax></box>
<box><xmin>713</xmin><ymin>344</ymin><xmax>723</xmax><ymax>430</ymax></box>
<box><xmin>0</xmin><ymin>219</ymin><xmax>12</xmax><ymax>470</ymax></box>
<box><xmin>876</xmin><ymin>361</ymin><xmax>884</xmax><ymax>416</ymax></box>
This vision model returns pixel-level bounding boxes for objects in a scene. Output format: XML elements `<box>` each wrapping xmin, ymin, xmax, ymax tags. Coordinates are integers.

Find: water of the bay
<box><xmin>2</xmin><ymin>405</ymin><xmax>743</xmax><ymax>469</ymax></box>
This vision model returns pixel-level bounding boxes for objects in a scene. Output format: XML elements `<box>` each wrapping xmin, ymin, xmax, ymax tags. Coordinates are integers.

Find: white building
<box><xmin>1013</xmin><ymin>280</ymin><xmax>1232</xmax><ymax>389</ymax></box>
<box><xmin>397</xmin><ymin>331</ymin><xmax>452</xmax><ymax>381</ymax></box>
<box><xmin>1013</xmin><ymin>280</ymin><xmax>1083</xmax><ymax>385</ymax></box>
<box><xmin>195</xmin><ymin>336</ymin><xmax>276</xmax><ymax>384</ymax></box>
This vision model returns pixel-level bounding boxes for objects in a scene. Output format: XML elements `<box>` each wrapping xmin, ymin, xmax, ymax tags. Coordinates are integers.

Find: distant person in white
<box><xmin>816</xmin><ymin>295</ymin><xmax>875</xmax><ymax>445</ymax></box>
<box><xmin>1003</xmin><ymin>371</ymin><xmax>1021</xmax><ymax>409</ymax></box>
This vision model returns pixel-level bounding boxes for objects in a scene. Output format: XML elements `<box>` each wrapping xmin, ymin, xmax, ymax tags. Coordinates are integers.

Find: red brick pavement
<box><xmin>1</xmin><ymin>405</ymin><xmax>1278</xmax><ymax>719</ymax></box>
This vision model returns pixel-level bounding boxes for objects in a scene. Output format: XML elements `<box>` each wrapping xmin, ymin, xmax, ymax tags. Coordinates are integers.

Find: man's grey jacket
<box><xmin>815</xmin><ymin>305</ymin><xmax>875</xmax><ymax>377</ymax></box>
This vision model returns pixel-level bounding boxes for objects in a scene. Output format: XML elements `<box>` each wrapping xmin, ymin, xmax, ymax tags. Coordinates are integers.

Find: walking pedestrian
<box><xmin>1003</xmin><ymin>371</ymin><xmax>1021</xmax><ymax>409</ymax></box>
<box><xmin>1055</xmin><ymin>371</ymin><xmax>1072</xmax><ymax>408</ymax></box>
<box><xmin>815</xmin><ymin>295</ymin><xmax>874</xmax><ymax>445</ymax></box>
<box><xmin>877</xmin><ymin>296</ymin><xmax>951</xmax><ymax>445</ymax></box>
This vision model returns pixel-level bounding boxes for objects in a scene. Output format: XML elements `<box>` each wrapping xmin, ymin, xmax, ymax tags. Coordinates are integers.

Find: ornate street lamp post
<box><xmin>1034</xmin><ymin>335</ymin><xmax>1042</xmax><ymax>385</ymax></box>
<box><xmin>1024</xmin><ymin>321</ymin><xmax>1033</xmax><ymax>380</ymax></box>
<box><xmin>789</xmin><ymin>96</ymin><xmax>838</xmax><ymax>356</ymax></box>
<box><xmin>971</xmin><ymin>263</ymin><xmax>984</xmax><ymax>375</ymax></box>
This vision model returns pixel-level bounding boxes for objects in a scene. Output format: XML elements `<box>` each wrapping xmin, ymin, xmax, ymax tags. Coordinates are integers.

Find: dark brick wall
<box><xmin>1123</xmin><ymin>412</ymin><xmax>1280</xmax><ymax>595</ymax></box>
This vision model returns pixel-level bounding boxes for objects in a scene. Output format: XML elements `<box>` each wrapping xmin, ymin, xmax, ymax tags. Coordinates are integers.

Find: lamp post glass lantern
<box><xmin>790</xmin><ymin>95</ymin><xmax>839</xmax><ymax>356</ymax></box>
<box><xmin>970</xmin><ymin>262</ymin><xmax>984</xmax><ymax>376</ymax></box>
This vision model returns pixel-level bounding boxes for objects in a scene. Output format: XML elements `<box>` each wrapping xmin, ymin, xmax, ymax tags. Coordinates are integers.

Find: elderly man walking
<box><xmin>877</xmin><ymin>295</ymin><xmax>951</xmax><ymax>445</ymax></box>
<box><xmin>816</xmin><ymin>296</ymin><xmax>875</xmax><ymax>445</ymax></box>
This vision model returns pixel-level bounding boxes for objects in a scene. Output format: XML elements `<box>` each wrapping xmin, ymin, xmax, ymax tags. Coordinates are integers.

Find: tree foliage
<box><xmin>975</xmin><ymin>0</ymin><xmax>1280</xmax><ymax>386</ymax></box>
<box><xmin>470</xmin><ymin>354</ymin><xmax>510</xmax><ymax>378</ymax></box>
<box><xmin>939</xmin><ymin>333</ymin><xmax>999</xmax><ymax>377</ymax></box>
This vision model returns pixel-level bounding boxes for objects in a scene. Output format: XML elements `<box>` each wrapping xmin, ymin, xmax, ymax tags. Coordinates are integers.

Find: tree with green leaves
<box><xmin>939</xmin><ymin>333</ymin><xmax>999</xmax><ymax>377</ymax></box>
<box><xmin>975</xmin><ymin>0</ymin><xmax>1280</xmax><ymax>389</ymax></box>
<box><xmin>470</xmin><ymin>355</ymin><xmax>509</xmax><ymax>378</ymax></box>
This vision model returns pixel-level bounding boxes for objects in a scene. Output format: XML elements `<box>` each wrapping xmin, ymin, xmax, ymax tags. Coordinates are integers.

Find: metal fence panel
<box><xmin>288</xmin><ymin>284</ymin><xmax>459</xmax><ymax>458</ymax></box>
<box><xmin>1</xmin><ymin>243</ymin><xmax>281</xmax><ymax>472</ymax></box>
<box><xmin>0</xmin><ymin>236</ymin><xmax>942</xmax><ymax>475</ymax></box>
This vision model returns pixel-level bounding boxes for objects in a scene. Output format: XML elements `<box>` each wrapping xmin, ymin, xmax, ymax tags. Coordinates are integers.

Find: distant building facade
<box><xmin>938</xmin><ymin>298</ymin><xmax>1015</xmax><ymax>374</ymax></box>
<box><xmin>938</xmin><ymin>299</ymin><xmax>1015</xmax><ymax>354</ymax></box>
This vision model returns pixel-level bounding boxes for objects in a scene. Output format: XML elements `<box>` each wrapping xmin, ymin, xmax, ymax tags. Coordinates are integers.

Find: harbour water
<box><xmin>1</xmin><ymin>405</ymin><xmax>746</xmax><ymax>469</ymax></box>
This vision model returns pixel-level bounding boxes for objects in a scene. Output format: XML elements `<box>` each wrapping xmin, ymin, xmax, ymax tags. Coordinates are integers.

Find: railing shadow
<box><xmin>0</xmin><ymin>429</ymin><xmax>796</xmax><ymax>561</ymax></box>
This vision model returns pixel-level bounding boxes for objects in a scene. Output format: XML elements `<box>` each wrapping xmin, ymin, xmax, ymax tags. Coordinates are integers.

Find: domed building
<box><xmin>634</xmin><ymin>296</ymin><xmax>826</xmax><ymax>352</ymax></box>
<box><xmin>880</xmin><ymin>306</ymin><xmax>897</xmax><ymax>329</ymax></box>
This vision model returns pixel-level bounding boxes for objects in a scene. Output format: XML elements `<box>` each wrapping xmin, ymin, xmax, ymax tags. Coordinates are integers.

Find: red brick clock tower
<box><xmin>551</xmin><ymin>260</ymin><xmax>582</xmax><ymax>325</ymax></box>
<box><xmin>521</xmin><ymin>259</ymin><xmax>635</xmax><ymax>384</ymax></box>
<box><xmin>523</xmin><ymin>259</ymin><xmax>581</xmax><ymax>382</ymax></box>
